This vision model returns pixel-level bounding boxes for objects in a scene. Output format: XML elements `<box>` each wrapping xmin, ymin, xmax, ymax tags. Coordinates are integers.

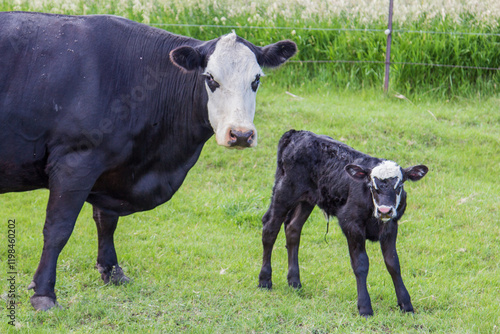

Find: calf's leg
<box><xmin>258</xmin><ymin>204</ymin><xmax>289</xmax><ymax>289</ymax></box>
<box><xmin>93</xmin><ymin>206</ymin><xmax>130</xmax><ymax>285</ymax></box>
<box><xmin>259</xmin><ymin>162</ymin><xmax>312</xmax><ymax>289</ymax></box>
<box><xmin>284</xmin><ymin>202</ymin><xmax>314</xmax><ymax>289</ymax></box>
<box><xmin>346</xmin><ymin>235</ymin><xmax>373</xmax><ymax>316</ymax></box>
<box><xmin>380</xmin><ymin>230</ymin><xmax>413</xmax><ymax>313</ymax></box>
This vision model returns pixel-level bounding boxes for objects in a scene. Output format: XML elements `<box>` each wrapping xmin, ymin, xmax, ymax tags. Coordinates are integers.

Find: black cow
<box><xmin>0</xmin><ymin>11</ymin><xmax>296</xmax><ymax>310</ymax></box>
<box><xmin>258</xmin><ymin>130</ymin><xmax>428</xmax><ymax>316</ymax></box>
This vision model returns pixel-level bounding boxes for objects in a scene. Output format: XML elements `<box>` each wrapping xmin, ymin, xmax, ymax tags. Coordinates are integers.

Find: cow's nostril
<box><xmin>245</xmin><ymin>130</ymin><xmax>255</xmax><ymax>144</ymax></box>
<box><xmin>229</xmin><ymin>130</ymin><xmax>238</xmax><ymax>142</ymax></box>
<box><xmin>228</xmin><ymin>129</ymin><xmax>254</xmax><ymax>147</ymax></box>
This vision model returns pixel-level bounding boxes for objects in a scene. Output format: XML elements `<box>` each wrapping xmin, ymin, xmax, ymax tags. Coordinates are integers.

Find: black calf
<box><xmin>258</xmin><ymin>130</ymin><xmax>428</xmax><ymax>316</ymax></box>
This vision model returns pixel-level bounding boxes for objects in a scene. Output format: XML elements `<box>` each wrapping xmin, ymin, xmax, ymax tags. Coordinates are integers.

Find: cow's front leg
<box><xmin>380</xmin><ymin>227</ymin><xmax>413</xmax><ymax>313</ymax></box>
<box><xmin>93</xmin><ymin>206</ymin><xmax>130</xmax><ymax>285</ymax></box>
<box><xmin>346</xmin><ymin>234</ymin><xmax>373</xmax><ymax>317</ymax></box>
<box><xmin>285</xmin><ymin>202</ymin><xmax>314</xmax><ymax>289</ymax></box>
<box><xmin>28</xmin><ymin>186</ymin><xmax>90</xmax><ymax>310</ymax></box>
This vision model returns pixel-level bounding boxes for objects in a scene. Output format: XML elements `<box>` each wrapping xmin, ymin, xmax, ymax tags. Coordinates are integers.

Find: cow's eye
<box><xmin>204</xmin><ymin>73</ymin><xmax>220</xmax><ymax>92</ymax></box>
<box><xmin>251</xmin><ymin>74</ymin><xmax>260</xmax><ymax>92</ymax></box>
<box><xmin>396</xmin><ymin>184</ymin><xmax>403</xmax><ymax>194</ymax></box>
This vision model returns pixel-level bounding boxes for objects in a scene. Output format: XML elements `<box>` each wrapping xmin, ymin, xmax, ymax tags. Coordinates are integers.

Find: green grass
<box><xmin>1</xmin><ymin>2</ymin><xmax>499</xmax><ymax>332</ymax></box>
<box><xmin>1</xmin><ymin>88</ymin><xmax>499</xmax><ymax>333</ymax></box>
<box><xmin>1</xmin><ymin>1</ymin><xmax>499</xmax><ymax>98</ymax></box>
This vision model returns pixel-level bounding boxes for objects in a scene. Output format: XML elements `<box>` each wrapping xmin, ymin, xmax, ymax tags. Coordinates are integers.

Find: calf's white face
<box><xmin>345</xmin><ymin>160</ymin><xmax>428</xmax><ymax>223</ymax></box>
<box><xmin>370</xmin><ymin>161</ymin><xmax>404</xmax><ymax>222</ymax></box>
<box><xmin>204</xmin><ymin>33</ymin><xmax>263</xmax><ymax>148</ymax></box>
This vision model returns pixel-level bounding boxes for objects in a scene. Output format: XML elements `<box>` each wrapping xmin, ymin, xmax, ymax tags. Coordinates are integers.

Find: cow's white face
<box><xmin>169</xmin><ymin>32</ymin><xmax>297</xmax><ymax>148</ymax></box>
<box><xmin>369</xmin><ymin>161</ymin><xmax>404</xmax><ymax>222</ymax></box>
<box><xmin>203</xmin><ymin>33</ymin><xmax>263</xmax><ymax>148</ymax></box>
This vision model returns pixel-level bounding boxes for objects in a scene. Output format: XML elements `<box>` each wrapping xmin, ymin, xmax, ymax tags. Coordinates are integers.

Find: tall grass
<box><xmin>0</xmin><ymin>0</ymin><xmax>500</xmax><ymax>99</ymax></box>
<box><xmin>2</xmin><ymin>0</ymin><xmax>499</xmax><ymax>98</ymax></box>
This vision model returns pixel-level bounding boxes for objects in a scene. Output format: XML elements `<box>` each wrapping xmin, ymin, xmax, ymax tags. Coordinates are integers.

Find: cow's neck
<box><xmin>125</xmin><ymin>73</ymin><xmax>213</xmax><ymax>211</ymax></box>
<box><xmin>90</xmin><ymin>45</ymin><xmax>215</xmax><ymax>214</ymax></box>
<box><xmin>155</xmin><ymin>69</ymin><xmax>213</xmax><ymax>162</ymax></box>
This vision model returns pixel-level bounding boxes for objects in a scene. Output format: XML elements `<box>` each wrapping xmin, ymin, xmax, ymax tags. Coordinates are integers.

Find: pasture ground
<box><xmin>1</xmin><ymin>88</ymin><xmax>499</xmax><ymax>333</ymax></box>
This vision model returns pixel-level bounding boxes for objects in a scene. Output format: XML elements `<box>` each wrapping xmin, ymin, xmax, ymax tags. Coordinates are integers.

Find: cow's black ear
<box><xmin>403</xmin><ymin>165</ymin><xmax>428</xmax><ymax>182</ymax></box>
<box><xmin>258</xmin><ymin>40</ymin><xmax>297</xmax><ymax>68</ymax></box>
<box><xmin>169</xmin><ymin>46</ymin><xmax>202</xmax><ymax>72</ymax></box>
<box><xmin>345</xmin><ymin>164</ymin><xmax>370</xmax><ymax>181</ymax></box>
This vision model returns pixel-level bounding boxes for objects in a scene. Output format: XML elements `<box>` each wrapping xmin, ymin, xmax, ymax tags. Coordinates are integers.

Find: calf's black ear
<box><xmin>258</xmin><ymin>40</ymin><xmax>297</xmax><ymax>68</ymax></box>
<box><xmin>345</xmin><ymin>164</ymin><xmax>370</xmax><ymax>181</ymax></box>
<box><xmin>403</xmin><ymin>165</ymin><xmax>428</xmax><ymax>182</ymax></box>
<box><xmin>170</xmin><ymin>46</ymin><xmax>202</xmax><ymax>72</ymax></box>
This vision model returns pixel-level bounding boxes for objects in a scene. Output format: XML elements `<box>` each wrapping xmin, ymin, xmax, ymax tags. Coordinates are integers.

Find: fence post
<box><xmin>384</xmin><ymin>0</ymin><xmax>394</xmax><ymax>93</ymax></box>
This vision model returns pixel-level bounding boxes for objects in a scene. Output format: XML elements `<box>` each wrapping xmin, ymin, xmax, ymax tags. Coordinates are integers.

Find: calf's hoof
<box><xmin>30</xmin><ymin>296</ymin><xmax>61</xmax><ymax>311</ymax></box>
<box><xmin>258</xmin><ymin>281</ymin><xmax>272</xmax><ymax>290</ymax></box>
<box><xmin>358</xmin><ymin>306</ymin><xmax>374</xmax><ymax>318</ymax></box>
<box><xmin>399</xmin><ymin>303</ymin><xmax>414</xmax><ymax>314</ymax></box>
<box><xmin>288</xmin><ymin>280</ymin><xmax>302</xmax><ymax>289</ymax></box>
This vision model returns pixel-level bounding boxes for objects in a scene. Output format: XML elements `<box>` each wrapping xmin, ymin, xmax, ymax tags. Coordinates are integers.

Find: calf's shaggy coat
<box><xmin>258</xmin><ymin>130</ymin><xmax>428</xmax><ymax>316</ymax></box>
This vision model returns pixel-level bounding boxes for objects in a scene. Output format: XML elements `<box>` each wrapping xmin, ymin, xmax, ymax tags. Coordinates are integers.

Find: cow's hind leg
<box><xmin>93</xmin><ymin>206</ymin><xmax>130</xmax><ymax>285</ymax></box>
<box><xmin>29</xmin><ymin>176</ymin><xmax>95</xmax><ymax>310</ymax></box>
<box><xmin>284</xmin><ymin>202</ymin><xmax>314</xmax><ymax>289</ymax></box>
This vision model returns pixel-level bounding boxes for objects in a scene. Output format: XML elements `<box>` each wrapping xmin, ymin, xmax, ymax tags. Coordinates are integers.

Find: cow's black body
<box><xmin>1</xmin><ymin>12</ymin><xmax>213</xmax><ymax>211</ymax></box>
<box><xmin>0</xmin><ymin>12</ymin><xmax>296</xmax><ymax>310</ymax></box>
<box><xmin>258</xmin><ymin>130</ymin><xmax>427</xmax><ymax>316</ymax></box>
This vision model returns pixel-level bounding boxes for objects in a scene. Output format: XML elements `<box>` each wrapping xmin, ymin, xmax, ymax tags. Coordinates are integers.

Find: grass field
<box><xmin>1</xmin><ymin>88</ymin><xmax>499</xmax><ymax>333</ymax></box>
<box><xmin>1</xmin><ymin>0</ymin><xmax>500</xmax><ymax>97</ymax></box>
<box><xmin>1</xmin><ymin>1</ymin><xmax>500</xmax><ymax>332</ymax></box>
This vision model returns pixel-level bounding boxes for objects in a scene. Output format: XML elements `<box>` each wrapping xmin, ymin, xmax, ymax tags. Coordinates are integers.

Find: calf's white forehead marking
<box><xmin>370</xmin><ymin>160</ymin><xmax>402</xmax><ymax>187</ymax></box>
<box><xmin>370</xmin><ymin>161</ymin><xmax>403</xmax><ymax>221</ymax></box>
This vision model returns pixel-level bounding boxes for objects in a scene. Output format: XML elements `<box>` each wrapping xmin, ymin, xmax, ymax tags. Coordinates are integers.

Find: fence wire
<box><xmin>149</xmin><ymin>23</ymin><xmax>500</xmax><ymax>72</ymax></box>
<box><xmin>151</xmin><ymin>23</ymin><xmax>386</xmax><ymax>33</ymax></box>
<box><xmin>289</xmin><ymin>60</ymin><xmax>500</xmax><ymax>71</ymax></box>
<box><xmin>150</xmin><ymin>23</ymin><xmax>500</xmax><ymax>37</ymax></box>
